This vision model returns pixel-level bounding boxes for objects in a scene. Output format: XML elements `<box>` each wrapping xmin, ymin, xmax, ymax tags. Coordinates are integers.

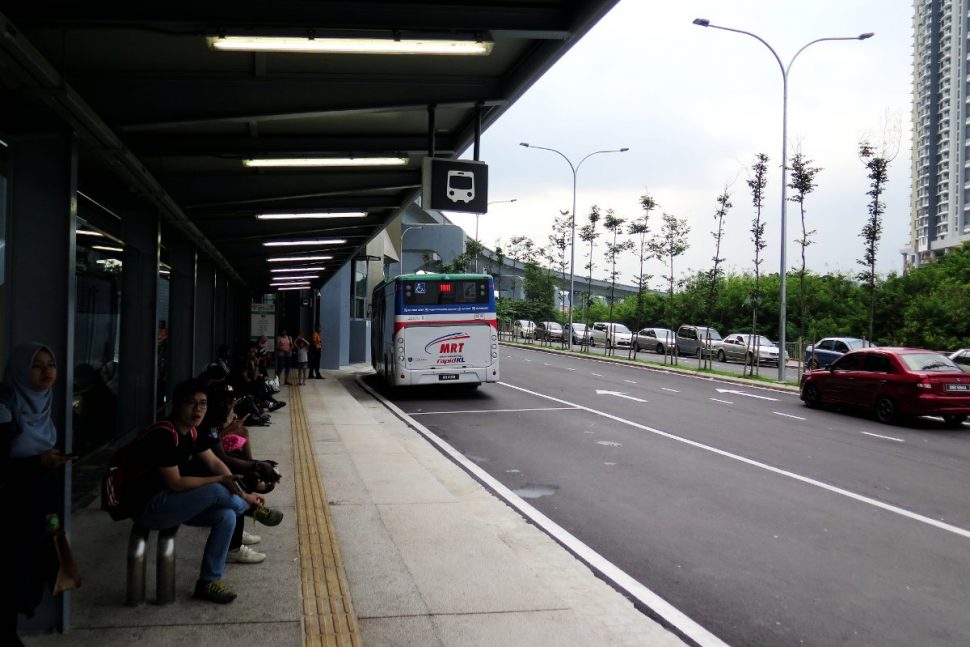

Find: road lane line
<box><xmin>409</xmin><ymin>407</ymin><xmax>579</xmax><ymax>416</ymax></box>
<box><xmin>567</xmin><ymin>368</ymin><xmax>577</xmax><ymax>371</ymax></box>
<box><xmin>710</xmin><ymin>398</ymin><xmax>733</xmax><ymax>405</ymax></box>
<box><xmin>625</xmin><ymin>379</ymin><xmax>638</xmax><ymax>384</ymax></box>
<box><xmin>661</xmin><ymin>388</ymin><xmax>680</xmax><ymax>393</ymax></box>
<box><xmin>773</xmin><ymin>412</ymin><xmax>806</xmax><ymax>421</ymax></box>
<box><xmin>861</xmin><ymin>431</ymin><xmax>905</xmax><ymax>443</ymax></box>
<box><xmin>591</xmin><ymin>373</ymin><xmax>603</xmax><ymax>377</ymax></box>
<box><xmin>360</xmin><ymin>377</ymin><xmax>728</xmax><ymax>647</ymax></box>
<box><xmin>499</xmin><ymin>382</ymin><xmax>970</xmax><ymax>541</ymax></box>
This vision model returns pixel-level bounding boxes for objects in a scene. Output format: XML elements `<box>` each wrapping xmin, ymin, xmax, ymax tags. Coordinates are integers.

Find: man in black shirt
<box><xmin>130</xmin><ymin>379</ymin><xmax>280</xmax><ymax>603</ymax></box>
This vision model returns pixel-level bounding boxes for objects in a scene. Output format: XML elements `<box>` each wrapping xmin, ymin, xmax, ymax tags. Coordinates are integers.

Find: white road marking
<box><xmin>543</xmin><ymin>363</ymin><xmax>552</xmax><ymax>366</ymax></box>
<box><xmin>591</xmin><ymin>373</ymin><xmax>603</xmax><ymax>377</ymax></box>
<box><xmin>773</xmin><ymin>412</ymin><xmax>806</xmax><ymax>421</ymax></box>
<box><xmin>595</xmin><ymin>389</ymin><xmax>648</xmax><ymax>403</ymax></box>
<box><xmin>500</xmin><ymin>382</ymin><xmax>970</xmax><ymax>541</ymax></box>
<box><xmin>409</xmin><ymin>407</ymin><xmax>579</xmax><ymax>416</ymax></box>
<box><xmin>524</xmin><ymin>359</ymin><xmax>532</xmax><ymax>362</ymax></box>
<box><xmin>861</xmin><ymin>431</ymin><xmax>905</xmax><ymax>443</ymax></box>
<box><xmin>661</xmin><ymin>387</ymin><xmax>680</xmax><ymax>393</ymax></box>
<box><xmin>710</xmin><ymin>398</ymin><xmax>733</xmax><ymax>405</ymax></box>
<box><xmin>361</xmin><ymin>377</ymin><xmax>728</xmax><ymax>647</ymax></box>
<box><xmin>567</xmin><ymin>368</ymin><xmax>577</xmax><ymax>371</ymax></box>
<box><xmin>715</xmin><ymin>388</ymin><xmax>778</xmax><ymax>401</ymax></box>
<box><xmin>625</xmin><ymin>379</ymin><xmax>638</xmax><ymax>384</ymax></box>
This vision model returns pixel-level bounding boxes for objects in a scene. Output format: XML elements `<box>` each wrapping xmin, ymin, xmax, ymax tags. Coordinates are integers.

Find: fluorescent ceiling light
<box><xmin>77</xmin><ymin>229</ymin><xmax>105</xmax><ymax>237</ymax></box>
<box><xmin>270</xmin><ymin>275</ymin><xmax>318</xmax><ymax>281</ymax></box>
<box><xmin>208</xmin><ymin>35</ymin><xmax>492</xmax><ymax>56</ymax></box>
<box><xmin>243</xmin><ymin>157</ymin><xmax>406</xmax><ymax>168</ymax></box>
<box><xmin>276</xmin><ymin>286</ymin><xmax>308</xmax><ymax>291</ymax></box>
<box><xmin>271</xmin><ymin>282</ymin><xmax>310</xmax><ymax>287</ymax></box>
<box><xmin>263</xmin><ymin>239</ymin><xmax>346</xmax><ymax>247</ymax></box>
<box><xmin>271</xmin><ymin>266</ymin><xmax>326</xmax><ymax>273</ymax></box>
<box><xmin>256</xmin><ymin>212</ymin><xmax>367</xmax><ymax>220</ymax></box>
<box><xmin>267</xmin><ymin>255</ymin><xmax>333</xmax><ymax>263</ymax></box>
<box><xmin>92</xmin><ymin>245</ymin><xmax>124</xmax><ymax>253</ymax></box>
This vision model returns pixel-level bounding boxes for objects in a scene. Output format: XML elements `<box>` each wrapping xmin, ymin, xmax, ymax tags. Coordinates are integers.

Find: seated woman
<box><xmin>127</xmin><ymin>378</ymin><xmax>282</xmax><ymax>604</ymax></box>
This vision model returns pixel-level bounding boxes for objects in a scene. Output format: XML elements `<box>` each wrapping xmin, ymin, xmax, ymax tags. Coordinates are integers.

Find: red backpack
<box><xmin>101</xmin><ymin>421</ymin><xmax>196</xmax><ymax>521</ymax></box>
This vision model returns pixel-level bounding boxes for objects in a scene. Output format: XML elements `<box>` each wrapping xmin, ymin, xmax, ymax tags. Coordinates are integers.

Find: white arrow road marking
<box><xmin>715</xmin><ymin>388</ymin><xmax>778</xmax><ymax>401</ymax></box>
<box><xmin>861</xmin><ymin>431</ymin><xmax>905</xmax><ymax>443</ymax></box>
<box><xmin>595</xmin><ymin>389</ymin><xmax>648</xmax><ymax>403</ymax></box>
<box><xmin>710</xmin><ymin>398</ymin><xmax>733</xmax><ymax>405</ymax></box>
<box><xmin>774</xmin><ymin>412</ymin><xmax>806</xmax><ymax>421</ymax></box>
<box><xmin>661</xmin><ymin>387</ymin><xmax>680</xmax><ymax>393</ymax></box>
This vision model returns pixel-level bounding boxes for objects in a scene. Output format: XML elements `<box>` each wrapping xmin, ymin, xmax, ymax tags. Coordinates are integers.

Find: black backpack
<box><xmin>101</xmin><ymin>421</ymin><xmax>196</xmax><ymax>521</ymax></box>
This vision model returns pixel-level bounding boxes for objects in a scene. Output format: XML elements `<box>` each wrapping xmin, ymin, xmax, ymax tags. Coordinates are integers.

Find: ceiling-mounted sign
<box><xmin>422</xmin><ymin>158</ymin><xmax>489</xmax><ymax>213</ymax></box>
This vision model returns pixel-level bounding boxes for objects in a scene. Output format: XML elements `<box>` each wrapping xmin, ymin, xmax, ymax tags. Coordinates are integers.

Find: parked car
<box><xmin>590</xmin><ymin>322</ymin><xmax>633</xmax><ymax>349</ymax></box>
<box><xmin>804</xmin><ymin>337</ymin><xmax>873</xmax><ymax>369</ymax></box>
<box><xmin>949</xmin><ymin>349</ymin><xmax>970</xmax><ymax>372</ymax></box>
<box><xmin>800</xmin><ymin>348</ymin><xmax>970</xmax><ymax>426</ymax></box>
<box><xmin>534</xmin><ymin>321</ymin><xmax>563</xmax><ymax>341</ymax></box>
<box><xmin>715</xmin><ymin>333</ymin><xmax>786</xmax><ymax>365</ymax></box>
<box><xmin>512</xmin><ymin>319</ymin><xmax>535</xmax><ymax>339</ymax></box>
<box><xmin>633</xmin><ymin>327</ymin><xmax>676</xmax><ymax>354</ymax></box>
<box><xmin>676</xmin><ymin>325</ymin><xmax>722</xmax><ymax>358</ymax></box>
<box><xmin>569</xmin><ymin>322</ymin><xmax>592</xmax><ymax>345</ymax></box>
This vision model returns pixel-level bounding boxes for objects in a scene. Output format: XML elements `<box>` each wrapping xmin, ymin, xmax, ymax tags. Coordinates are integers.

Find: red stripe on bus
<box><xmin>393</xmin><ymin>319</ymin><xmax>498</xmax><ymax>335</ymax></box>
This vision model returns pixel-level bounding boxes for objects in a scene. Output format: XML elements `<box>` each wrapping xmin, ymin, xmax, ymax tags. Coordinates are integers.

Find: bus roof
<box><xmin>396</xmin><ymin>273</ymin><xmax>490</xmax><ymax>281</ymax></box>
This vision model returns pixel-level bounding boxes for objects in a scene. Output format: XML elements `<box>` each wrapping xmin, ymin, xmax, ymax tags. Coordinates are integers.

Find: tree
<box><xmin>746</xmin><ymin>153</ymin><xmax>769</xmax><ymax>375</ymax></box>
<box><xmin>628</xmin><ymin>191</ymin><xmax>656</xmax><ymax>355</ymax></box>
<box><xmin>648</xmin><ymin>212</ymin><xmax>690</xmax><ymax>329</ymax></box>
<box><xmin>545</xmin><ymin>210</ymin><xmax>571</xmax><ymax>321</ymax></box>
<box><xmin>506</xmin><ymin>235</ymin><xmax>535</xmax><ymax>300</ymax></box>
<box><xmin>858</xmin><ymin>140</ymin><xmax>892</xmax><ymax>344</ymax></box>
<box><xmin>523</xmin><ymin>262</ymin><xmax>557</xmax><ymax>321</ymax></box>
<box><xmin>603</xmin><ymin>209</ymin><xmax>633</xmax><ymax>355</ymax></box>
<box><xmin>704</xmin><ymin>188</ymin><xmax>732</xmax><ymax>368</ymax></box>
<box><xmin>788</xmin><ymin>150</ymin><xmax>821</xmax><ymax>349</ymax></box>
<box><xmin>578</xmin><ymin>205</ymin><xmax>602</xmax><ymax>344</ymax></box>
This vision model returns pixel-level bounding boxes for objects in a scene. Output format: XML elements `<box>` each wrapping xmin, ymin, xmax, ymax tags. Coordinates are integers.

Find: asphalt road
<box><xmin>374</xmin><ymin>345</ymin><xmax>970</xmax><ymax>647</ymax></box>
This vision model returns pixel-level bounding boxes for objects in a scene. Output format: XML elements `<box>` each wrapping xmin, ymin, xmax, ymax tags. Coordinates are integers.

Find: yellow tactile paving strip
<box><xmin>290</xmin><ymin>386</ymin><xmax>362</xmax><ymax>647</ymax></box>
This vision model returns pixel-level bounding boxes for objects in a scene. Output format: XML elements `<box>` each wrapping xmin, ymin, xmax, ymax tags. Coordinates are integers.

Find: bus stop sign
<box><xmin>422</xmin><ymin>158</ymin><xmax>489</xmax><ymax>213</ymax></box>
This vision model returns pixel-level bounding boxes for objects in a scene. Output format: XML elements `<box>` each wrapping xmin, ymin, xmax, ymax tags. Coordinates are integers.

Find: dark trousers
<box><xmin>309</xmin><ymin>346</ymin><xmax>322</xmax><ymax>377</ymax></box>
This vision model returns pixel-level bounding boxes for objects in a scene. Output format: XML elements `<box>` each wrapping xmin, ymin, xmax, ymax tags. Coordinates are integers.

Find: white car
<box><xmin>512</xmin><ymin>319</ymin><xmax>535</xmax><ymax>339</ymax></box>
<box><xmin>590</xmin><ymin>322</ymin><xmax>633</xmax><ymax>349</ymax></box>
<box><xmin>715</xmin><ymin>333</ymin><xmax>786</xmax><ymax>365</ymax></box>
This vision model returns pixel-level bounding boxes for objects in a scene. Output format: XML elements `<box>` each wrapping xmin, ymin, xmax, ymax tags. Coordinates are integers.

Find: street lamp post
<box><xmin>478</xmin><ymin>198</ymin><xmax>517</xmax><ymax>272</ymax></box>
<box><xmin>692</xmin><ymin>18</ymin><xmax>873</xmax><ymax>382</ymax></box>
<box><xmin>519</xmin><ymin>143</ymin><xmax>629</xmax><ymax>350</ymax></box>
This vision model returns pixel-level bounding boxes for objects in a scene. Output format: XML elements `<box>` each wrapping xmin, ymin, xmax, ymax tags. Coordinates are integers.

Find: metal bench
<box><xmin>126</xmin><ymin>525</ymin><xmax>179</xmax><ymax>606</ymax></box>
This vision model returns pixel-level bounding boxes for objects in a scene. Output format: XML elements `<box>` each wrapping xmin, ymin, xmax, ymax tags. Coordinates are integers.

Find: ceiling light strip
<box><xmin>256</xmin><ymin>212</ymin><xmax>366</xmax><ymax>220</ymax></box>
<box><xmin>208</xmin><ymin>36</ymin><xmax>492</xmax><ymax>56</ymax></box>
<box><xmin>263</xmin><ymin>239</ymin><xmax>346</xmax><ymax>247</ymax></box>
<box><xmin>243</xmin><ymin>157</ymin><xmax>406</xmax><ymax>168</ymax></box>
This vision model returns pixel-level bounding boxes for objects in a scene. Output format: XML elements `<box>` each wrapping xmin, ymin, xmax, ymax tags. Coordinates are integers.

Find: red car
<box><xmin>800</xmin><ymin>348</ymin><xmax>970</xmax><ymax>426</ymax></box>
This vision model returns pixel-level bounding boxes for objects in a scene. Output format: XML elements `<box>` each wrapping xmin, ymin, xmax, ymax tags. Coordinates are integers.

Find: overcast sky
<box><xmin>445</xmin><ymin>1</ymin><xmax>912</xmax><ymax>289</ymax></box>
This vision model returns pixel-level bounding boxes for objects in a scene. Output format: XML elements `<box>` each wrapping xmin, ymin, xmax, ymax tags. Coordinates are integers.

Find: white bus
<box><xmin>371</xmin><ymin>273</ymin><xmax>500</xmax><ymax>387</ymax></box>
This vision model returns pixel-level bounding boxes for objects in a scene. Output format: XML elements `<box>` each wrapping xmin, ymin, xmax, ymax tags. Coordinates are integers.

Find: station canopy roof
<box><xmin>0</xmin><ymin>1</ymin><xmax>618</xmax><ymax>290</ymax></box>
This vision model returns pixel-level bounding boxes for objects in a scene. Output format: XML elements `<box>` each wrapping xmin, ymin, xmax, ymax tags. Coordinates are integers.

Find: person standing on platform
<box><xmin>275</xmin><ymin>328</ymin><xmax>293</xmax><ymax>386</ymax></box>
<box><xmin>310</xmin><ymin>324</ymin><xmax>324</xmax><ymax>379</ymax></box>
<box><xmin>1</xmin><ymin>343</ymin><xmax>76</xmax><ymax>646</ymax></box>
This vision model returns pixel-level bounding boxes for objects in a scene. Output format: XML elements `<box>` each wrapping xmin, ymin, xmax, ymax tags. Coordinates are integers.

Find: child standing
<box><xmin>295</xmin><ymin>336</ymin><xmax>309</xmax><ymax>386</ymax></box>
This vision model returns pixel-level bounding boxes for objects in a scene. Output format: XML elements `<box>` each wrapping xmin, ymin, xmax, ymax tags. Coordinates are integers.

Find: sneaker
<box><xmin>193</xmin><ymin>580</ymin><xmax>237</xmax><ymax>604</ymax></box>
<box><xmin>228</xmin><ymin>545</ymin><xmax>266</xmax><ymax>564</ymax></box>
<box><xmin>242</xmin><ymin>530</ymin><xmax>262</xmax><ymax>545</ymax></box>
<box><xmin>253</xmin><ymin>505</ymin><xmax>284</xmax><ymax>527</ymax></box>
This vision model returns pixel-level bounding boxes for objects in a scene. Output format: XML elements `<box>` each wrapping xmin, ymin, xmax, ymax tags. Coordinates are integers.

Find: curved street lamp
<box><xmin>519</xmin><ymin>142</ymin><xmax>629</xmax><ymax>350</ymax></box>
<box><xmin>692</xmin><ymin>18</ymin><xmax>873</xmax><ymax>381</ymax></box>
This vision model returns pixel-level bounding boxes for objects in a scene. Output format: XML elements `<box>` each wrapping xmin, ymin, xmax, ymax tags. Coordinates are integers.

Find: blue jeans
<box><xmin>136</xmin><ymin>483</ymin><xmax>248</xmax><ymax>582</ymax></box>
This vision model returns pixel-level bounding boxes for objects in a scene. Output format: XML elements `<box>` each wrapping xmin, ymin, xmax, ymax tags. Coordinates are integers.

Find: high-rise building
<box><xmin>908</xmin><ymin>0</ymin><xmax>970</xmax><ymax>267</ymax></box>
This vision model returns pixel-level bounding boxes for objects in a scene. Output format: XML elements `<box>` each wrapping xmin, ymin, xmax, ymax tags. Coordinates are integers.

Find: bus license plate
<box><xmin>438</xmin><ymin>373</ymin><xmax>459</xmax><ymax>381</ymax></box>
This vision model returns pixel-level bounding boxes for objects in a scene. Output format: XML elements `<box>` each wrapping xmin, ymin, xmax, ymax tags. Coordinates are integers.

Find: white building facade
<box><xmin>909</xmin><ymin>0</ymin><xmax>970</xmax><ymax>267</ymax></box>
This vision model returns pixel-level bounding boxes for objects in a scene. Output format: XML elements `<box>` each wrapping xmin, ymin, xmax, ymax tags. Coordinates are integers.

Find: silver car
<box><xmin>633</xmin><ymin>327</ymin><xmax>676</xmax><ymax>354</ymax></box>
<box><xmin>715</xmin><ymin>333</ymin><xmax>785</xmax><ymax>365</ymax></box>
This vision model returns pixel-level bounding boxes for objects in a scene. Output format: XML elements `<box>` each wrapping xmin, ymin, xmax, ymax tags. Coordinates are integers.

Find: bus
<box><xmin>371</xmin><ymin>273</ymin><xmax>500</xmax><ymax>387</ymax></box>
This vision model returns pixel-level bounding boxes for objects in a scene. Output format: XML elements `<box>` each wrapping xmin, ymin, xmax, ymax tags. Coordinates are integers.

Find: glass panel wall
<box><xmin>72</xmin><ymin>219</ymin><xmax>122</xmax><ymax>456</ymax></box>
<box><xmin>156</xmin><ymin>261</ymin><xmax>171</xmax><ymax>417</ymax></box>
